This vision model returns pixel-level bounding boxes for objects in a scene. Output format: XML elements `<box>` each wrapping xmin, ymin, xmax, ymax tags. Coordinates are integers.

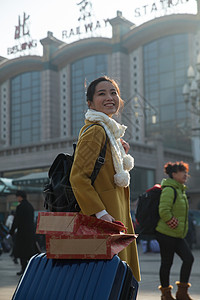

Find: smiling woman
<box><xmin>70</xmin><ymin>75</ymin><xmax>141</xmax><ymax>282</ymax></box>
<box><xmin>86</xmin><ymin>76</ymin><xmax>123</xmax><ymax>117</ymax></box>
<box><xmin>88</xmin><ymin>82</ymin><xmax>119</xmax><ymax>116</ymax></box>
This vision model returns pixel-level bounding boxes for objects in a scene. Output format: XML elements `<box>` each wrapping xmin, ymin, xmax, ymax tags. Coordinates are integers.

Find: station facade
<box><xmin>0</xmin><ymin>10</ymin><xmax>200</xmax><ymax>214</ymax></box>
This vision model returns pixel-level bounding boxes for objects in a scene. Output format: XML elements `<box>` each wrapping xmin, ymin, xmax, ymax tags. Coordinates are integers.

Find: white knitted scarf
<box><xmin>85</xmin><ymin>109</ymin><xmax>134</xmax><ymax>187</ymax></box>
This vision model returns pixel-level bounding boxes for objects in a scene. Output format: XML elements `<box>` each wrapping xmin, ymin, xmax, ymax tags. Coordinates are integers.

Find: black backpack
<box><xmin>43</xmin><ymin>124</ymin><xmax>107</xmax><ymax>212</ymax></box>
<box><xmin>135</xmin><ymin>184</ymin><xmax>177</xmax><ymax>235</ymax></box>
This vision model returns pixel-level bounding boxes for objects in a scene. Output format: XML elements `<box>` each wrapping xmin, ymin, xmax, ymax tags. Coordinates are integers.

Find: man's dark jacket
<box><xmin>10</xmin><ymin>199</ymin><xmax>36</xmax><ymax>258</ymax></box>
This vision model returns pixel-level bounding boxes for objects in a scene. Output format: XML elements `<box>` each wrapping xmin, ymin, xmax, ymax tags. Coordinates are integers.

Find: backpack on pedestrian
<box><xmin>135</xmin><ymin>184</ymin><xmax>177</xmax><ymax>235</ymax></box>
<box><xmin>43</xmin><ymin>124</ymin><xmax>107</xmax><ymax>212</ymax></box>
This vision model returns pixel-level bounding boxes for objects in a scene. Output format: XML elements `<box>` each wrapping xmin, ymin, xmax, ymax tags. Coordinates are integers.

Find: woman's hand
<box><xmin>166</xmin><ymin>216</ymin><xmax>179</xmax><ymax>229</ymax></box>
<box><xmin>100</xmin><ymin>213</ymin><xmax>115</xmax><ymax>222</ymax></box>
<box><xmin>120</xmin><ymin>139</ymin><xmax>130</xmax><ymax>154</ymax></box>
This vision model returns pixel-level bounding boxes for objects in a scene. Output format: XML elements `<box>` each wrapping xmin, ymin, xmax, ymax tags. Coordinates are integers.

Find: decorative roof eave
<box><xmin>122</xmin><ymin>14</ymin><xmax>200</xmax><ymax>52</ymax></box>
<box><xmin>40</xmin><ymin>31</ymin><xmax>64</xmax><ymax>47</ymax></box>
<box><xmin>12</xmin><ymin>172</ymin><xmax>48</xmax><ymax>187</ymax></box>
<box><xmin>0</xmin><ymin>177</ymin><xmax>43</xmax><ymax>194</ymax></box>
<box><xmin>109</xmin><ymin>12</ymin><xmax>135</xmax><ymax>28</ymax></box>
<box><xmin>51</xmin><ymin>37</ymin><xmax>112</xmax><ymax>68</ymax></box>
<box><xmin>0</xmin><ymin>56</ymin><xmax>7</xmax><ymax>63</ymax></box>
<box><xmin>0</xmin><ymin>55</ymin><xmax>43</xmax><ymax>84</ymax></box>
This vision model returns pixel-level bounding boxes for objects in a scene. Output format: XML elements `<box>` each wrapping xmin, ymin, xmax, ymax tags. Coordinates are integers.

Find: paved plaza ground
<box><xmin>0</xmin><ymin>243</ymin><xmax>199</xmax><ymax>300</ymax></box>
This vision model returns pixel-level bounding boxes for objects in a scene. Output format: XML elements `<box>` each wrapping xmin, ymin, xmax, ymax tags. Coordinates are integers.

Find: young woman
<box><xmin>156</xmin><ymin>161</ymin><xmax>194</xmax><ymax>300</ymax></box>
<box><xmin>70</xmin><ymin>76</ymin><xmax>141</xmax><ymax>282</ymax></box>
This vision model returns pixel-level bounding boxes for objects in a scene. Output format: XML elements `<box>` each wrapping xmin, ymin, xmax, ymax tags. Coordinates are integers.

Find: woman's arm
<box><xmin>159</xmin><ymin>187</ymin><xmax>178</xmax><ymax>228</ymax></box>
<box><xmin>70</xmin><ymin>125</ymin><xmax>109</xmax><ymax>216</ymax></box>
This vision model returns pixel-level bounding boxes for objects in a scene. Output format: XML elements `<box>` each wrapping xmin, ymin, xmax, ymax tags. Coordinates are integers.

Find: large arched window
<box><xmin>11</xmin><ymin>71</ymin><xmax>41</xmax><ymax>145</ymax></box>
<box><xmin>71</xmin><ymin>55</ymin><xmax>108</xmax><ymax>136</ymax></box>
<box><xmin>143</xmin><ymin>34</ymin><xmax>190</xmax><ymax>151</ymax></box>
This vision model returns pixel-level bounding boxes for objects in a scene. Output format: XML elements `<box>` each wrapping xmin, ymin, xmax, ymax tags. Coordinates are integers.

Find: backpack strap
<box><xmin>80</xmin><ymin>123</ymin><xmax>108</xmax><ymax>185</ymax></box>
<box><xmin>162</xmin><ymin>186</ymin><xmax>177</xmax><ymax>204</ymax></box>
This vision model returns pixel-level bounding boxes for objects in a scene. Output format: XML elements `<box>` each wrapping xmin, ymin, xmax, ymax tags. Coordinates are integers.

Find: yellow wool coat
<box><xmin>70</xmin><ymin>120</ymin><xmax>141</xmax><ymax>282</ymax></box>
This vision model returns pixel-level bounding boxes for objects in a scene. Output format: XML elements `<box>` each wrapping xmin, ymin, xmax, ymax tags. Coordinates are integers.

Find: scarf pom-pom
<box><xmin>123</xmin><ymin>154</ymin><xmax>134</xmax><ymax>171</ymax></box>
<box><xmin>114</xmin><ymin>171</ymin><xmax>130</xmax><ymax>187</ymax></box>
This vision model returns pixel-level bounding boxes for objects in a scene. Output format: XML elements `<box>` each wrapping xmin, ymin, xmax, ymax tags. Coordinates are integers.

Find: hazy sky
<box><xmin>0</xmin><ymin>0</ymin><xmax>197</xmax><ymax>58</ymax></box>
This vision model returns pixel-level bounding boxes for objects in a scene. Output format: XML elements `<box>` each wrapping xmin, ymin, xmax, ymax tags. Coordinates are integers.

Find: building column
<box><xmin>154</xmin><ymin>136</ymin><xmax>165</xmax><ymax>183</ymax></box>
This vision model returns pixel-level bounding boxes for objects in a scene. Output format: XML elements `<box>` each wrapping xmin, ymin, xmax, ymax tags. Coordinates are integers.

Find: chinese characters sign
<box><xmin>7</xmin><ymin>12</ymin><xmax>37</xmax><ymax>56</ymax></box>
<box><xmin>15</xmin><ymin>12</ymin><xmax>30</xmax><ymax>39</ymax></box>
<box><xmin>62</xmin><ymin>0</ymin><xmax>111</xmax><ymax>41</ymax></box>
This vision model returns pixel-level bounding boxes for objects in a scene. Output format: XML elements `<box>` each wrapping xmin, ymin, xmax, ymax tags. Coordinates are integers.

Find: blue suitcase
<box><xmin>12</xmin><ymin>253</ymin><xmax>138</xmax><ymax>300</ymax></box>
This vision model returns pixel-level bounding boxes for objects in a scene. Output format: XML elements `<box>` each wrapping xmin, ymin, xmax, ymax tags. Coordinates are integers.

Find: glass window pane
<box><xmin>21</xmin><ymin>73</ymin><xmax>31</xmax><ymax>88</ymax></box>
<box><xmin>71</xmin><ymin>54</ymin><xmax>108</xmax><ymax>136</ymax></box>
<box><xmin>21</xmin><ymin>89</ymin><xmax>31</xmax><ymax>102</ymax></box>
<box><xmin>130</xmin><ymin>167</ymin><xmax>155</xmax><ymax>200</ymax></box>
<box><xmin>160</xmin><ymin>105</ymin><xmax>175</xmax><ymax>121</ymax></box>
<box><xmin>22</xmin><ymin>103</ymin><xmax>31</xmax><ymax>115</ymax></box>
<box><xmin>21</xmin><ymin>130</ymin><xmax>31</xmax><ymax>144</ymax></box>
<box><xmin>160</xmin><ymin>89</ymin><xmax>174</xmax><ymax>105</ymax></box>
<box><xmin>143</xmin><ymin>34</ymin><xmax>190</xmax><ymax>150</ymax></box>
<box><xmin>21</xmin><ymin>116</ymin><xmax>31</xmax><ymax>129</ymax></box>
<box><xmin>11</xmin><ymin>71</ymin><xmax>41</xmax><ymax>145</ymax></box>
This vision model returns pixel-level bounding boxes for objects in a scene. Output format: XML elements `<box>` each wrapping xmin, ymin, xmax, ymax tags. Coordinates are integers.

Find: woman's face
<box><xmin>88</xmin><ymin>81</ymin><xmax>120</xmax><ymax>117</ymax></box>
<box><xmin>172</xmin><ymin>170</ymin><xmax>188</xmax><ymax>184</ymax></box>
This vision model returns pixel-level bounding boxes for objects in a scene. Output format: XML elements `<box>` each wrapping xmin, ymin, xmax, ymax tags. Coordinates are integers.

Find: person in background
<box><xmin>70</xmin><ymin>76</ymin><xmax>140</xmax><ymax>283</ymax></box>
<box><xmin>185</xmin><ymin>203</ymin><xmax>196</xmax><ymax>250</ymax></box>
<box><xmin>10</xmin><ymin>191</ymin><xmax>37</xmax><ymax>275</ymax></box>
<box><xmin>5</xmin><ymin>210</ymin><xmax>15</xmax><ymax>230</ymax></box>
<box><xmin>156</xmin><ymin>161</ymin><xmax>194</xmax><ymax>300</ymax></box>
<box><xmin>5</xmin><ymin>210</ymin><xmax>18</xmax><ymax>263</ymax></box>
